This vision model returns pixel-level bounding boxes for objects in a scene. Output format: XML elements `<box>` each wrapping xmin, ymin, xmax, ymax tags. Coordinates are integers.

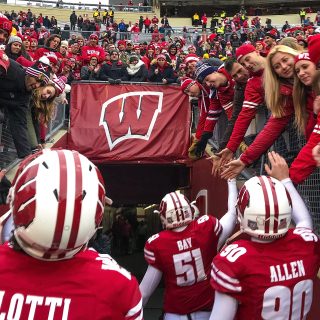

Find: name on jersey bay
<box><xmin>177</xmin><ymin>237</ymin><xmax>192</xmax><ymax>251</ymax></box>
<box><xmin>270</xmin><ymin>260</ymin><xmax>306</xmax><ymax>283</ymax></box>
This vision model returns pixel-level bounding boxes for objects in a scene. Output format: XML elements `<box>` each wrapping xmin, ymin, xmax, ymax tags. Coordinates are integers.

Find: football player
<box><xmin>0</xmin><ymin>149</ymin><xmax>143</xmax><ymax>320</ymax></box>
<box><xmin>210</xmin><ymin>152</ymin><xmax>318</xmax><ymax>320</ymax></box>
<box><xmin>140</xmin><ymin>178</ymin><xmax>238</xmax><ymax>320</ymax></box>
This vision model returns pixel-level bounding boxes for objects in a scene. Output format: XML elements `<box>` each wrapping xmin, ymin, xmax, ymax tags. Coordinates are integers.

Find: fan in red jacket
<box><xmin>289</xmin><ymin>40</ymin><xmax>320</xmax><ymax>184</ymax></box>
<box><xmin>141</xmin><ymin>44</ymin><xmax>155</xmax><ymax>70</ymax></box>
<box><xmin>33</xmin><ymin>34</ymin><xmax>63</xmax><ymax>61</ymax></box>
<box><xmin>181</xmin><ymin>78</ymin><xmax>211</xmax><ymax>159</ymax></box>
<box><xmin>221</xmin><ymin>47</ymin><xmax>318</xmax><ymax>180</ymax></box>
<box><xmin>81</xmin><ymin>33</ymin><xmax>105</xmax><ymax>64</ymax></box>
<box><xmin>217</xmin><ymin>44</ymin><xmax>266</xmax><ymax>166</ymax></box>
<box><xmin>184</xmin><ymin>53</ymin><xmax>199</xmax><ymax>78</ymax></box>
<box><xmin>194</xmin><ymin>63</ymin><xmax>235</xmax><ymax>157</ymax></box>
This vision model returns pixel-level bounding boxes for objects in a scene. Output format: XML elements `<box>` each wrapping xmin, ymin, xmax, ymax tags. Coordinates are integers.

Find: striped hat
<box><xmin>26</xmin><ymin>57</ymin><xmax>51</xmax><ymax>85</ymax></box>
<box><xmin>180</xmin><ymin>78</ymin><xmax>197</xmax><ymax>92</ymax></box>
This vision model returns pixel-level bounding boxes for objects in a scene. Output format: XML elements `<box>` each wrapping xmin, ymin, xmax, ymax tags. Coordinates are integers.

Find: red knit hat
<box><xmin>265</xmin><ymin>29</ymin><xmax>278</xmax><ymax>40</ymax></box>
<box><xmin>294</xmin><ymin>52</ymin><xmax>312</xmax><ymax>65</ymax></box>
<box><xmin>89</xmin><ymin>53</ymin><xmax>99</xmax><ymax>60</ymax></box>
<box><xmin>46</xmin><ymin>55</ymin><xmax>58</xmax><ymax>66</ymax></box>
<box><xmin>308</xmin><ymin>34</ymin><xmax>320</xmax><ymax>65</ymax></box>
<box><xmin>208</xmin><ymin>33</ymin><xmax>217</xmax><ymax>42</ymax></box>
<box><xmin>147</xmin><ymin>44</ymin><xmax>155</xmax><ymax>51</ymax></box>
<box><xmin>235</xmin><ymin>44</ymin><xmax>256</xmax><ymax>62</ymax></box>
<box><xmin>156</xmin><ymin>53</ymin><xmax>166</xmax><ymax>60</ymax></box>
<box><xmin>0</xmin><ymin>13</ymin><xmax>12</xmax><ymax>36</ymax></box>
<box><xmin>51</xmin><ymin>75</ymin><xmax>66</xmax><ymax>96</ymax></box>
<box><xmin>184</xmin><ymin>53</ymin><xmax>199</xmax><ymax>64</ymax></box>
<box><xmin>21</xmin><ymin>35</ymin><xmax>31</xmax><ymax>42</ymax></box>
<box><xmin>89</xmin><ymin>33</ymin><xmax>99</xmax><ymax>40</ymax></box>
<box><xmin>180</xmin><ymin>78</ymin><xmax>197</xmax><ymax>92</ymax></box>
<box><xmin>117</xmin><ymin>40</ymin><xmax>126</xmax><ymax>47</ymax></box>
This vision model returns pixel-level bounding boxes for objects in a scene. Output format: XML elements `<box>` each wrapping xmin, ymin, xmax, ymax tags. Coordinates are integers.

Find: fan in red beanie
<box><xmin>235</xmin><ymin>44</ymin><xmax>256</xmax><ymax>63</ymax></box>
<box><xmin>180</xmin><ymin>78</ymin><xmax>197</xmax><ymax>93</ymax></box>
<box><xmin>308</xmin><ymin>34</ymin><xmax>320</xmax><ymax>65</ymax></box>
<box><xmin>0</xmin><ymin>13</ymin><xmax>12</xmax><ymax>45</ymax></box>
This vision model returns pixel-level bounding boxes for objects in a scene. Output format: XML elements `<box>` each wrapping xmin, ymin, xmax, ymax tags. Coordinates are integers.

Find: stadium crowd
<box><xmin>0</xmin><ymin>5</ymin><xmax>320</xmax><ymax>319</ymax></box>
<box><xmin>1</xmin><ymin>7</ymin><xmax>320</xmax><ymax>181</ymax></box>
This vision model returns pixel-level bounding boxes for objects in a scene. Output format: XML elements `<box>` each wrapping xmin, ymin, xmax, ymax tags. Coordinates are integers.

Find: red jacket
<box><xmin>226</xmin><ymin>69</ymin><xmax>264</xmax><ymax>153</ymax></box>
<box><xmin>290</xmin><ymin>93</ymin><xmax>318</xmax><ymax>185</ymax></box>
<box><xmin>81</xmin><ymin>45</ymin><xmax>105</xmax><ymax>64</ymax></box>
<box><xmin>204</xmin><ymin>67</ymin><xmax>235</xmax><ymax>133</ymax></box>
<box><xmin>33</xmin><ymin>48</ymin><xmax>63</xmax><ymax>61</ymax></box>
<box><xmin>151</xmin><ymin>17</ymin><xmax>159</xmax><ymax>24</ymax></box>
<box><xmin>290</xmin><ymin>115</ymin><xmax>319</xmax><ymax>184</ymax></box>
<box><xmin>239</xmin><ymin>84</ymin><xmax>316</xmax><ymax>165</ymax></box>
<box><xmin>144</xmin><ymin>18</ymin><xmax>151</xmax><ymax>27</ymax></box>
<box><xmin>240</xmin><ymin>83</ymin><xmax>294</xmax><ymax>165</ymax></box>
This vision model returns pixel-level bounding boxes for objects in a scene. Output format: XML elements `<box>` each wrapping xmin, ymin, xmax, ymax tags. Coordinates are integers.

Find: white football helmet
<box><xmin>237</xmin><ymin>175</ymin><xmax>292</xmax><ymax>240</ymax></box>
<box><xmin>10</xmin><ymin>149</ymin><xmax>107</xmax><ymax>261</ymax></box>
<box><xmin>157</xmin><ymin>192</ymin><xmax>196</xmax><ymax>229</ymax></box>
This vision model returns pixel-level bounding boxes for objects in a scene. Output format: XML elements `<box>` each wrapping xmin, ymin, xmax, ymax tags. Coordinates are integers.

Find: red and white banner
<box><xmin>69</xmin><ymin>83</ymin><xmax>191</xmax><ymax>163</ymax></box>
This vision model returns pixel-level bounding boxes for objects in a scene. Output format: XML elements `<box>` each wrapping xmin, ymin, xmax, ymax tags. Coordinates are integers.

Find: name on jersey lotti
<box><xmin>177</xmin><ymin>237</ymin><xmax>192</xmax><ymax>251</ymax></box>
<box><xmin>270</xmin><ymin>260</ymin><xmax>306</xmax><ymax>283</ymax></box>
<box><xmin>0</xmin><ymin>291</ymin><xmax>71</xmax><ymax>319</ymax></box>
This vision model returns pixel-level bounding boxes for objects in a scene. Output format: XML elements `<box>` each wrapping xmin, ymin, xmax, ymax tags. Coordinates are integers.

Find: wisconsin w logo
<box><xmin>99</xmin><ymin>91</ymin><xmax>163</xmax><ymax>150</ymax></box>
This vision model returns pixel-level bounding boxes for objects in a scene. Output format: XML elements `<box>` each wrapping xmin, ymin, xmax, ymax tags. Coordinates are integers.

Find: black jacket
<box><xmin>126</xmin><ymin>61</ymin><xmax>148</xmax><ymax>82</ymax></box>
<box><xmin>148</xmin><ymin>64</ymin><xmax>177</xmax><ymax>83</ymax></box>
<box><xmin>98</xmin><ymin>61</ymin><xmax>128</xmax><ymax>81</ymax></box>
<box><xmin>0</xmin><ymin>59</ymin><xmax>31</xmax><ymax>107</ymax></box>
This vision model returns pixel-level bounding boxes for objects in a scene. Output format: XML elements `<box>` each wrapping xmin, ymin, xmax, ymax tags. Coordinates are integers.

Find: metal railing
<box><xmin>209</xmin><ymin>110</ymin><xmax>320</xmax><ymax>235</ymax></box>
<box><xmin>0</xmin><ymin>102</ymin><xmax>66</xmax><ymax>170</ymax></box>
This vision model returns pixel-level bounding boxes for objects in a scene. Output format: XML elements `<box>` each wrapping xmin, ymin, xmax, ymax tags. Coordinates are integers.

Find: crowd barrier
<box><xmin>62</xmin><ymin>29</ymin><xmax>197</xmax><ymax>44</ymax></box>
<box><xmin>0</xmin><ymin>102</ymin><xmax>66</xmax><ymax>170</ymax></box>
<box><xmin>58</xmin><ymin>26</ymin><xmax>288</xmax><ymax>44</ymax></box>
<box><xmin>210</xmin><ymin>107</ymin><xmax>320</xmax><ymax>236</ymax></box>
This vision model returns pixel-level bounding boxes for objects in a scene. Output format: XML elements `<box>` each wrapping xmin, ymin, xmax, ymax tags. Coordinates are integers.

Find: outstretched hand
<box><xmin>215</xmin><ymin>148</ymin><xmax>234</xmax><ymax>167</ymax></box>
<box><xmin>207</xmin><ymin>154</ymin><xmax>222</xmax><ymax>176</ymax></box>
<box><xmin>264</xmin><ymin>151</ymin><xmax>289</xmax><ymax>181</ymax></box>
<box><xmin>220</xmin><ymin>158</ymin><xmax>246</xmax><ymax>180</ymax></box>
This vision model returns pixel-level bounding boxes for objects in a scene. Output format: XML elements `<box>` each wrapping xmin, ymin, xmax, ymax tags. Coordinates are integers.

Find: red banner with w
<box><xmin>68</xmin><ymin>83</ymin><xmax>191</xmax><ymax>163</ymax></box>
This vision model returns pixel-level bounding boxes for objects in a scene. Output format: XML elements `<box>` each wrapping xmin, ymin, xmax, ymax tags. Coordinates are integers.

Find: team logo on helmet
<box><xmin>237</xmin><ymin>175</ymin><xmax>292</xmax><ymax>240</ymax></box>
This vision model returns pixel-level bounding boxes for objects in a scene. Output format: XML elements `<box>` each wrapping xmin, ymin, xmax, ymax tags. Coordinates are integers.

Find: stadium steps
<box><xmin>1</xmin><ymin>4</ymin><xmax>318</xmax><ymax>27</ymax></box>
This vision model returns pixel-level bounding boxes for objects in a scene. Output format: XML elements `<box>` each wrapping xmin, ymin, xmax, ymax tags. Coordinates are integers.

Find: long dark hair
<box><xmin>5</xmin><ymin>42</ymin><xmax>31</xmax><ymax>61</ymax></box>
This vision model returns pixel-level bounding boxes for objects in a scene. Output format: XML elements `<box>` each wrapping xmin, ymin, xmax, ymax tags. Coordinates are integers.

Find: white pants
<box><xmin>164</xmin><ymin>311</ymin><xmax>211</xmax><ymax>320</ymax></box>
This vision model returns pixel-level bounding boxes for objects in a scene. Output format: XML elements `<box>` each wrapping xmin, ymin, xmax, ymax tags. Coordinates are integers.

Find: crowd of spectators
<box><xmin>1</xmin><ymin>6</ymin><xmax>320</xmax><ymax>185</ymax></box>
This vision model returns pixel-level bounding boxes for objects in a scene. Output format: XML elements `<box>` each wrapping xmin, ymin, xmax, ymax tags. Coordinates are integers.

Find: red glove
<box><xmin>0</xmin><ymin>50</ymin><xmax>10</xmax><ymax>74</ymax></box>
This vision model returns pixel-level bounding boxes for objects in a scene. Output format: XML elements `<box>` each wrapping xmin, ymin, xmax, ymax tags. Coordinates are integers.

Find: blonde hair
<box><xmin>293</xmin><ymin>58</ymin><xmax>318</xmax><ymax>135</ymax></box>
<box><xmin>279</xmin><ymin>37</ymin><xmax>304</xmax><ymax>51</ymax></box>
<box><xmin>32</xmin><ymin>84</ymin><xmax>56</xmax><ymax>124</ymax></box>
<box><xmin>264</xmin><ymin>45</ymin><xmax>300</xmax><ymax>118</ymax></box>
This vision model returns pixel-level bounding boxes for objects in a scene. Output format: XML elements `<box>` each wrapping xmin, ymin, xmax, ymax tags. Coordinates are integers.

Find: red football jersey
<box><xmin>144</xmin><ymin>215</ymin><xmax>222</xmax><ymax>314</ymax></box>
<box><xmin>211</xmin><ymin>228</ymin><xmax>320</xmax><ymax>320</ymax></box>
<box><xmin>0</xmin><ymin>245</ymin><xmax>142</xmax><ymax>320</ymax></box>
